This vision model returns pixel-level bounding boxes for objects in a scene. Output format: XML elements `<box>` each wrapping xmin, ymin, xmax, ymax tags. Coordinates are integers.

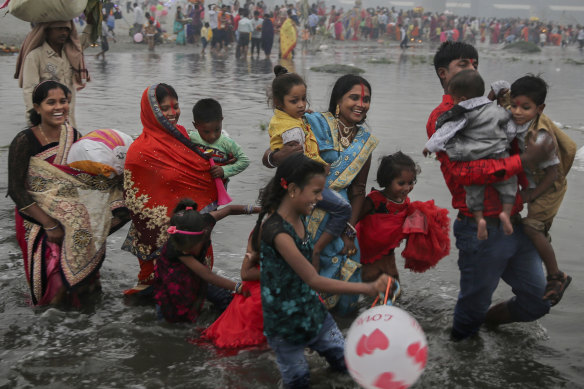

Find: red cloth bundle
<box><xmin>401</xmin><ymin>200</ymin><xmax>451</xmax><ymax>272</ymax></box>
<box><xmin>200</xmin><ymin>281</ymin><xmax>266</xmax><ymax>349</ymax></box>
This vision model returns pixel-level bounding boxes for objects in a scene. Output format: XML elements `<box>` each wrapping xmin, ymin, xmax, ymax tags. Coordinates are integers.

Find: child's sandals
<box><xmin>543</xmin><ymin>272</ymin><xmax>572</xmax><ymax>307</ymax></box>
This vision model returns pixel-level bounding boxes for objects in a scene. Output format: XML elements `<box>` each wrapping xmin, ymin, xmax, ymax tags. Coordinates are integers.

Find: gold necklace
<box><xmin>38</xmin><ymin>124</ymin><xmax>58</xmax><ymax>144</ymax></box>
<box><xmin>336</xmin><ymin>118</ymin><xmax>356</xmax><ymax>148</ymax></box>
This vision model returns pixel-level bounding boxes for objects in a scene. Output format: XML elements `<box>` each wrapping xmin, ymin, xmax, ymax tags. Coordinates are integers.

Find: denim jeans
<box><xmin>452</xmin><ymin>217</ymin><xmax>550</xmax><ymax>338</ymax></box>
<box><xmin>317</xmin><ymin>187</ymin><xmax>352</xmax><ymax>237</ymax></box>
<box><xmin>266</xmin><ymin>313</ymin><xmax>347</xmax><ymax>389</ymax></box>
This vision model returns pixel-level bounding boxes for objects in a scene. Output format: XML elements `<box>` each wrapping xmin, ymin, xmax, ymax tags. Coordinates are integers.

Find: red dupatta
<box><xmin>123</xmin><ymin>85</ymin><xmax>230</xmax><ymax>264</ymax></box>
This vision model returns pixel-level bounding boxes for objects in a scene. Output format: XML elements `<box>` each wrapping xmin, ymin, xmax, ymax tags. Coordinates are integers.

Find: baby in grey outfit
<box><xmin>424</xmin><ymin>70</ymin><xmax>521</xmax><ymax>240</ymax></box>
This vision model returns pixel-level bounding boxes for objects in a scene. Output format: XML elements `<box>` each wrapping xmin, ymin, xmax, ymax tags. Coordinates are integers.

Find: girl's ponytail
<box><xmin>251</xmin><ymin>210</ymin><xmax>267</xmax><ymax>253</ymax></box>
<box><xmin>173</xmin><ymin>198</ymin><xmax>198</xmax><ymax>214</ymax></box>
<box><xmin>168</xmin><ymin>198</ymin><xmax>206</xmax><ymax>252</ymax></box>
<box><xmin>273</xmin><ymin>65</ymin><xmax>289</xmax><ymax>77</ymax></box>
<box><xmin>251</xmin><ymin>175</ymin><xmax>287</xmax><ymax>252</ymax></box>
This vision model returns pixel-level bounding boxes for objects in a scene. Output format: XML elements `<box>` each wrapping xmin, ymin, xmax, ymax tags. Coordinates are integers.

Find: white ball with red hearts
<box><xmin>344</xmin><ymin>305</ymin><xmax>428</xmax><ymax>389</ymax></box>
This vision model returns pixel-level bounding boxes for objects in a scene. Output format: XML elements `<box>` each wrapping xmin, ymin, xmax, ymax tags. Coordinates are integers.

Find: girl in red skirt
<box><xmin>357</xmin><ymin>152</ymin><xmax>450</xmax><ymax>283</ymax></box>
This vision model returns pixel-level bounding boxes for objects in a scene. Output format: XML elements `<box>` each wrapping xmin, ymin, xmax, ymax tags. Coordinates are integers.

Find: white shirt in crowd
<box><xmin>238</xmin><ymin>17</ymin><xmax>253</xmax><ymax>33</ymax></box>
<box><xmin>134</xmin><ymin>5</ymin><xmax>145</xmax><ymax>25</ymax></box>
<box><xmin>208</xmin><ymin>9</ymin><xmax>218</xmax><ymax>29</ymax></box>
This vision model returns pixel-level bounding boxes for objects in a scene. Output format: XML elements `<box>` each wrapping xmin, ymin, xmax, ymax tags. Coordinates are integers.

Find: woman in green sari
<box><xmin>263</xmin><ymin>75</ymin><xmax>378</xmax><ymax>315</ymax></box>
<box><xmin>174</xmin><ymin>6</ymin><xmax>188</xmax><ymax>45</ymax></box>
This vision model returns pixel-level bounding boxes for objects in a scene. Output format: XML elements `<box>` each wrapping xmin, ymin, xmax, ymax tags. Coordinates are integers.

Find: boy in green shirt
<box><xmin>189</xmin><ymin>98</ymin><xmax>250</xmax><ymax>179</ymax></box>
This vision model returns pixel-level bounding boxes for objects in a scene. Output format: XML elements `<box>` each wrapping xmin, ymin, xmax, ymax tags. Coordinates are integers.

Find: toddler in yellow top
<box><xmin>266</xmin><ymin>65</ymin><xmax>353</xmax><ymax>268</ymax></box>
<box><xmin>268</xmin><ymin>67</ymin><xmax>326</xmax><ymax>166</ymax></box>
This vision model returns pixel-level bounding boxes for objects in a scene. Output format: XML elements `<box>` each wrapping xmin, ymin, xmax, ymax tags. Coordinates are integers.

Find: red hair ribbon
<box><xmin>167</xmin><ymin>226</ymin><xmax>204</xmax><ymax>235</ymax></box>
<box><xmin>280</xmin><ymin>177</ymin><xmax>288</xmax><ymax>189</ymax></box>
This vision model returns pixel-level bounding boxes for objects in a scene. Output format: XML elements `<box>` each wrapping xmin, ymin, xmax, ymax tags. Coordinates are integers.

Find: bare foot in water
<box><xmin>499</xmin><ymin>212</ymin><xmax>514</xmax><ymax>235</ymax></box>
<box><xmin>477</xmin><ymin>218</ymin><xmax>488</xmax><ymax>240</ymax></box>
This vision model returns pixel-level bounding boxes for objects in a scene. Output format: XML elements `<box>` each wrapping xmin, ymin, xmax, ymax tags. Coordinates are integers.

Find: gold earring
<box><xmin>335</xmin><ymin>104</ymin><xmax>340</xmax><ymax>117</ymax></box>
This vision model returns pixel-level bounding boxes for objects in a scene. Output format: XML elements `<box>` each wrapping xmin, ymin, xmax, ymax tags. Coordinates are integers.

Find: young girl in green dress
<box><xmin>251</xmin><ymin>153</ymin><xmax>392</xmax><ymax>388</ymax></box>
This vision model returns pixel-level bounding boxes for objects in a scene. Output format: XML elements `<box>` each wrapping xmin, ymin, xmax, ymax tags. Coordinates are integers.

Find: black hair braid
<box><xmin>251</xmin><ymin>176</ymin><xmax>287</xmax><ymax>252</ymax></box>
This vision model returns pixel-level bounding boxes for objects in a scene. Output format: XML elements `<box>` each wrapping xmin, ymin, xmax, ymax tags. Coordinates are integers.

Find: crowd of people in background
<box><xmin>87</xmin><ymin>0</ymin><xmax>584</xmax><ymax>56</ymax></box>
<box><xmin>79</xmin><ymin>0</ymin><xmax>584</xmax><ymax>57</ymax></box>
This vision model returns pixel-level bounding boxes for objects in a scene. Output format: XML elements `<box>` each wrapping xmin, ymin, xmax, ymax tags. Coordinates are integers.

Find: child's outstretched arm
<box><xmin>179</xmin><ymin>255</ymin><xmax>239</xmax><ymax>292</ymax></box>
<box><xmin>210</xmin><ymin>205</ymin><xmax>262</xmax><ymax>222</ymax></box>
<box><xmin>274</xmin><ymin>233</ymin><xmax>389</xmax><ymax>296</ymax></box>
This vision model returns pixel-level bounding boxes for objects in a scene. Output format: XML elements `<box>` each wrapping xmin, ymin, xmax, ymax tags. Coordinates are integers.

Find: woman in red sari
<box><xmin>8</xmin><ymin>81</ymin><xmax>125</xmax><ymax>305</ymax></box>
<box><xmin>122</xmin><ymin>83</ymin><xmax>232</xmax><ymax>295</ymax></box>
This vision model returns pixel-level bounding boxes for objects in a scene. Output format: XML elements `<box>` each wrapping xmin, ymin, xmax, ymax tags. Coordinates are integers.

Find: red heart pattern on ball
<box><xmin>407</xmin><ymin>341</ymin><xmax>428</xmax><ymax>369</ymax></box>
<box><xmin>356</xmin><ymin>334</ymin><xmax>371</xmax><ymax>356</ymax></box>
<box><xmin>366</xmin><ymin>328</ymin><xmax>390</xmax><ymax>352</ymax></box>
<box><xmin>355</xmin><ymin>329</ymin><xmax>389</xmax><ymax>357</ymax></box>
<box><xmin>373</xmin><ymin>372</ymin><xmax>408</xmax><ymax>389</ymax></box>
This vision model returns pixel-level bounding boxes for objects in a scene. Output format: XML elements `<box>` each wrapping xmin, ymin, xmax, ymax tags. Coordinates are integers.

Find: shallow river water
<box><xmin>1</xmin><ymin>41</ymin><xmax>583</xmax><ymax>388</ymax></box>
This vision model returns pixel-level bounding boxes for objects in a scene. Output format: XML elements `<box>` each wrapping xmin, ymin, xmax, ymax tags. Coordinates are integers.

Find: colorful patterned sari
<box><xmin>15</xmin><ymin>124</ymin><xmax>124</xmax><ymax>305</ymax></box>
<box><xmin>305</xmin><ymin>112</ymin><xmax>378</xmax><ymax>315</ymax></box>
<box><xmin>279</xmin><ymin>18</ymin><xmax>297</xmax><ymax>59</ymax></box>
<box><xmin>122</xmin><ymin>84</ymin><xmax>231</xmax><ymax>292</ymax></box>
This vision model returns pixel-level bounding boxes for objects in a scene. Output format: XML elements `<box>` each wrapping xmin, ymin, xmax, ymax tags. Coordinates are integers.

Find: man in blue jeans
<box><xmin>426</xmin><ymin>41</ymin><xmax>553</xmax><ymax>340</ymax></box>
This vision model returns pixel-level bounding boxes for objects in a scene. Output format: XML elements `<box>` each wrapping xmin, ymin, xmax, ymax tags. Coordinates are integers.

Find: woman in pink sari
<box><xmin>8</xmin><ymin>81</ymin><xmax>125</xmax><ymax>305</ymax></box>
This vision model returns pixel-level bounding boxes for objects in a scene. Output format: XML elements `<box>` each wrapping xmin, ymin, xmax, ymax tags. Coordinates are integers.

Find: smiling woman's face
<box><xmin>34</xmin><ymin>88</ymin><xmax>69</xmax><ymax>127</ymax></box>
<box><xmin>337</xmin><ymin>84</ymin><xmax>371</xmax><ymax>126</ymax></box>
<box><xmin>159</xmin><ymin>96</ymin><xmax>181</xmax><ymax>126</ymax></box>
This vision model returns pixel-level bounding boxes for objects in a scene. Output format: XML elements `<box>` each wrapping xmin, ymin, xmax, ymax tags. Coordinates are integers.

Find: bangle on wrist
<box><xmin>267</xmin><ymin>150</ymin><xmax>278</xmax><ymax>168</ymax></box>
<box><xmin>234</xmin><ymin>281</ymin><xmax>242</xmax><ymax>294</ymax></box>
<box><xmin>245</xmin><ymin>205</ymin><xmax>254</xmax><ymax>214</ymax></box>
<box><xmin>19</xmin><ymin>202</ymin><xmax>37</xmax><ymax>212</ymax></box>
<box><xmin>343</xmin><ymin>222</ymin><xmax>357</xmax><ymax>239</ymax></box>
<box><xmin>44</xmin><ymin>223</ymin><xmax>60</xmax><ymax>231</ymax></box>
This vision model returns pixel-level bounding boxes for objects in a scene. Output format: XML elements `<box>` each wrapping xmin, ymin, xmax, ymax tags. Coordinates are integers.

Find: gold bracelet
<box><xmin>19</xmin><ymin>202</ymin><xmax>37</xmax><ymax>212</ymax></box>
<box><xmin>43</xmin><ymin>223</ymin><xmax>60</xmax><ymax>231</ymax></box>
